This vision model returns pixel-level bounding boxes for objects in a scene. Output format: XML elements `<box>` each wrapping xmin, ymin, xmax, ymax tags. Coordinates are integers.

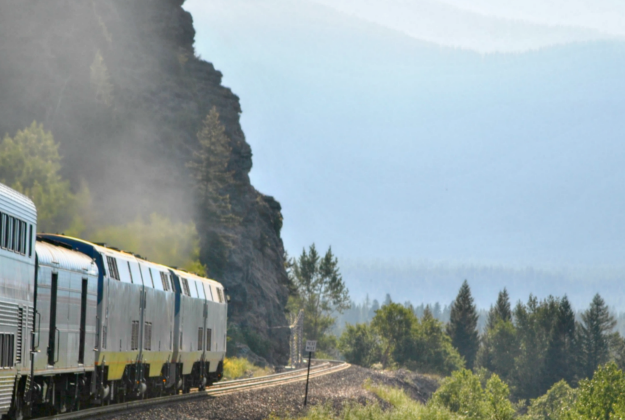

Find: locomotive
<box><xmin>0</xmin><ymin>182</ymin><xmax>227</xmax><ymax>418</ymax></box>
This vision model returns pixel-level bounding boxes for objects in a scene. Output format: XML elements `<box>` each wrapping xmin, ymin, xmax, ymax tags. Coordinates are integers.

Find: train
<box><xmin>0</xmin><ymin>182</ymin><xmax>228</xmax><ymax>419</ymax></box>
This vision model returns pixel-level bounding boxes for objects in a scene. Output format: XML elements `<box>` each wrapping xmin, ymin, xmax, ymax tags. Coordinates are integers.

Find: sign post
<box><xmin>303</xmin><ymin>340</ymin><xmax>316</xmax><ymax>407</ymax></box>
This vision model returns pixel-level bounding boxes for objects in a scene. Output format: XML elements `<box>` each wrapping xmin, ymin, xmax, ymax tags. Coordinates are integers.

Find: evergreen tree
<box><xmin>487</xmin><ymin>289</ymin><xmax>512</xmax><ymax>329</ymax></box>
<box><xmin>513</xmin><ymin>295</ymin><xmax>559</xmax><ymax>399</ymax></box>
<box><xmin>447</xmin><ymin>280</ymin><xmax>480</xmax><ymax>369</ymax></box>
<box><xmin>188</xmin><ymin>106</ymin><xmax>237</xmax><ymax>223</ymax></box>
<box><xmin>478</xmin><ymin>289</ymin><xmax>515</xmax><ymax>380</ymax></box>
<box><xmin>578</xmin><ymin>294</ymin><xmax>616</xmax><ymax>379</ymax></box>
<box><xmin>187</xmin><ymin>107</ymin><xmax>239</xmax><ymax>277</ymax></box>
<box><xmin>291</xmin><ymin>244</ymin><xmax>350</xmax><ymax>347</ymax></box>
<box><xmin>370</xmin><ymin>299</ymin><xmax>380</xmax><ymax>319</ymax></box>
<box><xmin>543</xmin><ymin>296</ymin><xmax>576</xmax><ymax>388</ymax></box>
<box><xmin>483</xmin><ymin>319</ymin><xmax>518</xmax><ymax>383</ymax></box>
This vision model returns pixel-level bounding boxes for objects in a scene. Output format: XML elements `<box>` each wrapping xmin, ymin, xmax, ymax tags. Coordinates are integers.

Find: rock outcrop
<box><xmin>0</xmin><ymin>0</ymin><xmax>290</xmax><ymax>363</ymax></box>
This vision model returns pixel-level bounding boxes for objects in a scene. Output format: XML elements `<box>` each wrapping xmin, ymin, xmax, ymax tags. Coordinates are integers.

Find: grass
<box><xmin>223</xmin><ymin>357</ymin><xmax>273</xmax><ymax>380</ymax></box>
<box><xmin>270</xmin><ymin>382</ymin><xmax>463</xmax><ymax>420</ymax></box>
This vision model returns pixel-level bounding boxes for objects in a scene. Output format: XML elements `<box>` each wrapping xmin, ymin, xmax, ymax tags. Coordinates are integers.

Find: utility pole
<box><xmin>289</xmin><ymin>309</ymin><xmax>304</xmax><ymax>367</ymax></box>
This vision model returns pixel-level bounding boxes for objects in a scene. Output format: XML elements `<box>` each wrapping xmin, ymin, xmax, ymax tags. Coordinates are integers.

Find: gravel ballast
<box><xmin>99</xmin><ymin>366</ymin><xmax>439</xmax><ymax>420</ymax></box>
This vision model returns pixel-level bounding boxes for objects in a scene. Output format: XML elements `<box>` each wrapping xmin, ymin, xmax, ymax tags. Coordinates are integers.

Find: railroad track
<box><xmin>38</xmin><ymin>361</ymin><xmax>351</xmax><ymax>420</ymax></box>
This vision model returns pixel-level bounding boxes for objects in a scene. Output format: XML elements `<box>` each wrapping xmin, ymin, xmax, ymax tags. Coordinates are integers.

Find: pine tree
<box><xmin>447</xmin><ymin>280</ymin><xmax>480</xmax><ymax>369</ymax></box>
<box><xmin>188</xmin><ymin>107</ymin><xmax>236</xmax><ymax>220</ymax></box>
<box><xmin>487</xmin><ymin>289</ymin><xmax>512</xmax><ymax>329</ymax></box>
<box><xmin>543</xmin><ymin>296</ymin><xmax>576</xmax><ymax>388</ymax></box>
<box><xmin>90</xmin><ymin>50</ymin><xmax>113</xmax><ymax>106</ymax></box>
<box><xmin>291</xmin><ymin>244</ymin><xmax>350</xmax><ymax>346</ymax></box>
<box><xmin>578</xmin><ymin>294</ymin><xmax>616</xmax><ymax>379</ymax></box>
<box><xmin>513</xmin><ymin>295</ymin><xmax>560</xmax><ymax>399</ymax></box>
<box><xmin>187</xmin><ymin>107</ymin><xmax>239</xmax><ymax>277</ymax></box>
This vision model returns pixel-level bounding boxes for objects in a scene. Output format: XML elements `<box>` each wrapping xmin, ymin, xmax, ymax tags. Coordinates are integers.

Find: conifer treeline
<box><xmin>338</xmin><ymin>281</ymin><xmax>625</xmax><ymax>400</ymax></box>
<box><xmin>470</xmin><ymin>287</ymin><xmax>619</xmax><ymax>400</ymax></box>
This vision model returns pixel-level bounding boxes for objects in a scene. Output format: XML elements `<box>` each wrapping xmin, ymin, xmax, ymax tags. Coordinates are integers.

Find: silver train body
<box><xmin>0</xmin><ymin>183</ymin><xmax>227</xmax><ymax>418</ymax></box>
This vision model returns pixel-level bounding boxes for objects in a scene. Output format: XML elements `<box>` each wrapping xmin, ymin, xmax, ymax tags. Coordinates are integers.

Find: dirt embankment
<box><xmin>100</xmin><ymin>366</ymin><xmax>439</xmax><ymax>420</ymax></box>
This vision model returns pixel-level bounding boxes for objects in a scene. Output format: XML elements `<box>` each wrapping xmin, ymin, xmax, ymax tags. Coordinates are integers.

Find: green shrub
<box><xmin>222</xmin><ymin>357</ymin><xmax>271</xmax><ymax>380</ymax></box>
<box><xmin>338</xmin><ymin>323</ymin><xmax>382</xmax><ymax>367</ymax></box>
<box><xmin>242</xmin><ymin>327</ymin><xmax>271</xmax><ymax>359</ymax></box>
<box><xmin>570</xmin><ymin>362</ymin><xmax>625</xmax><ymax>420</ymax></box>
<box><xmin>275</xmin><ymin>383</ymin><xmax>463</xmax><ymax>420</ymax></box>
<box><xmin>88</xmin><ymin>213</ymin><xmax>204</xmax><ymax>273</ymax></box>
<box><xmin>429</xmin><ymin>369</ymin><xmax>488</xmax><ymax>419</ymax></box>
<box><xmin>0</xmin><ymin>121</ymin><xmax>86</xmax><ymax>232</ymax></box>
<box><xmin>521</xmin><ymin>380</ymin><xmax>576</xmax><ymax>420</ymax></box>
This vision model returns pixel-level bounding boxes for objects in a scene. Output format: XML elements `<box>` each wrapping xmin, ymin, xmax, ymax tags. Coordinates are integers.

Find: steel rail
<box><xmin>37</xmin><ymin>362</ymin><xmax>350</xmax><ymax>420</ymax></box>
<box><xmin>210</xmin><ymin>362</ymin><xmax>331</xmax><ymax>388</ymax></box>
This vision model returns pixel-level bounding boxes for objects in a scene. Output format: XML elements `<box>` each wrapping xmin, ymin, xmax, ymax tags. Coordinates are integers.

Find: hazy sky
<box><xmin>183</xmin><ymin>0</ymin><xmax>625</xmax><ymax>300</ymax></box>
<box><xmin>309</xmin><ymin>0</ymin><xmax>625</xmax><ymax>52</ymax></box>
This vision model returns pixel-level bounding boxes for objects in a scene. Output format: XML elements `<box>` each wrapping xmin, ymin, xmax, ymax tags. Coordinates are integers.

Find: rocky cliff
<box><xmin>0</xmin><ymin>0</ymin><xmax>290</xmax><ymax>363</ymax></box>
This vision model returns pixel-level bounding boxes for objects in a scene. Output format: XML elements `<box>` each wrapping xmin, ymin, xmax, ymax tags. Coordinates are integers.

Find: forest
<box><xmin>329</xmin><ymin>281</ymin><xmax>625</xmax><ymax>419</ymax></box>
<box><xmin>280</xmin><ymin>245</ymin><xmax>625</xmax><ymax>419</ymax></box>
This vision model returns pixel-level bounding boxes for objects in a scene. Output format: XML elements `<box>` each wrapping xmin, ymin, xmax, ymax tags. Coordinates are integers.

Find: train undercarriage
<box><xmin>9</xmin><ymin>361</ymin><xmax>224</xmax><ymax>419</ymax></box>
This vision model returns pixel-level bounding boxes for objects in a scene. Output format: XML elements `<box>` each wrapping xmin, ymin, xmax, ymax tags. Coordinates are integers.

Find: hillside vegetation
<box><xmin>0</xmin><ymin>0</ymin><xmax>290</xmax><ymax>364</ymax></box>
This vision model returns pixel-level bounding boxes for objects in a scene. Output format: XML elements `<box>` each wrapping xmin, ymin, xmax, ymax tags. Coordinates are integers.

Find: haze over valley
<box><xmin>185</xmin><ymin>0</ymin><xmax>625</xmax><ymax>309</ymax></box>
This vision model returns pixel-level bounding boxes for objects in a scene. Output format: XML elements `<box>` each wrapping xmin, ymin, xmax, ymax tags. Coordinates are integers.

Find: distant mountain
<box><xmin>187</xmin><ymin>0</ymin><xmax>625</xmax><ymax>269</ymax></box>
<box><xmin>310</xmin><ymin>0</ymin><xmax>619</xmax><ymax>52</ymax></box>
<box><xmin>340</xmin><ymin>259</ymin><xmax>625</xmax><ymax>312</ymax></box>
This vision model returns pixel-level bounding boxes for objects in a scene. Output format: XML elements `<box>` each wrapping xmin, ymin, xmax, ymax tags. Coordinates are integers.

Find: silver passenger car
<box><xmin>0</xmin><ymin>183</ymin><xmax>229</xmax><ymax>417</ymax></box>
<box><xmin>33</xmin><ymin>240</ymin><xmax>98</xmax><ymax>375</ymax></box>
<box><xmin>170</xmin><ymin>269</ymin><xmax>227</xmax><ymax>387</ymax></box>
<box><xmin>39</xmin><ymin>234</ymin><xmax>227</xmax><ymax>397</ymax></box>
<box><xmin>0</xmin><ymin>184</ymin><xmax>36</xmax><ymax>416</ymax></box>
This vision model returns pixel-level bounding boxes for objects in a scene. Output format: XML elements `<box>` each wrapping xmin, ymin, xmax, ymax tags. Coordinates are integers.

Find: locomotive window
<box><xmin>205</xmin><ymin>284</ymin><xmax>214</xmax><ymax>301</ymax></box>
<box><xmin>136</xmin><ymin>263</ymin><xmax>147</xmax><ymax>287</ymax></box>
<box><xmin>0</xmin><ymin>212</ymin><xmax>4</xmax><ymax>248</ymax></box>
<box><xmin>198</xmin><ymin>328</ymin><xmax>203</xmax><ymax>351</ymax></box>
<box><xmin>20</xmin><ymin>221</ymin><xmax>25</xmax><ymax>254</ymax></box>
<box><xmin>19</xmin><ymin>221</ymin><xmax>26</xmax><ymax>254</ymax></box>
<box><xmin>127</xmin><ymin>261</ymin><xmax>134</xmax><ymax>283</ymax></box>
<box><xmin>160</xmin><ymin>272</ymin><xmax>169</xmax><ymax>291</ymax></box>
<box><xmin>0</xmin><ymin>334</ymin><xmax>15</xmax><ymax>367</ymax></box>
<box><xmin>18</xmin><ymin>221</ymin><xmax>24</xmax><ymax>254</ymax></box>
<box><xmin>28</xmin><ymin>224</ymin><xmax>32</xmax><ymax>257</ymax></box>
<box><xmin>146</xmin><ymin>267</ymin><xmax>157</xmax><ymax>289</ymax></box>
<box><xmin>188</xmin><ymin>279</ymin><xmax>199</xmax><ymax>298</ymax></box>
<box><xmin>14</xmin><ymin>220</ymin><xmax>18</xmax><ymax>252</ymax></box>
<box><xmin>196</xmin><ymin>282</ymin><xmax>205</xmax><ymax>299</ymax></box>
<box><xmin>169</xmin><ymin>275</ymin><xmax>176</xmax><ymax>292</ymax></box>
<box><xmin>106</xmin><ymin>256</ymin><xmax>120</xmax><ymax>280</ymax></box>
<box><xmin>217</xmin><ymin>288</ymin><xmax>224</xmax><ymax>303</ymax></box>
<box><xmin>206</xmin><ymin>328</ymin><xmax>212</xmax><ymax>352</ymax></box>
<box><xmin>6</xmin><ymin>216</ymin><xmax>13</xmax><ymax>251</ymax></box>
<box><xmin>20</xmin><ymin>221</ymin><xmax>26</xmax><ymax>254</ymax></box>
<box><xmin>3</xmin><ymin>214</ymin><xmax>9</xmax><ymax>249</ymax></box>
<box><xmin>13</xmin><ymin>218</ymin><xmax>19</xmax><ymax>253</ymax></box>
<box><xmin>181</xmin><ymin>278</ymin><xmax>191</xmax><ymax>296</ymax></box>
